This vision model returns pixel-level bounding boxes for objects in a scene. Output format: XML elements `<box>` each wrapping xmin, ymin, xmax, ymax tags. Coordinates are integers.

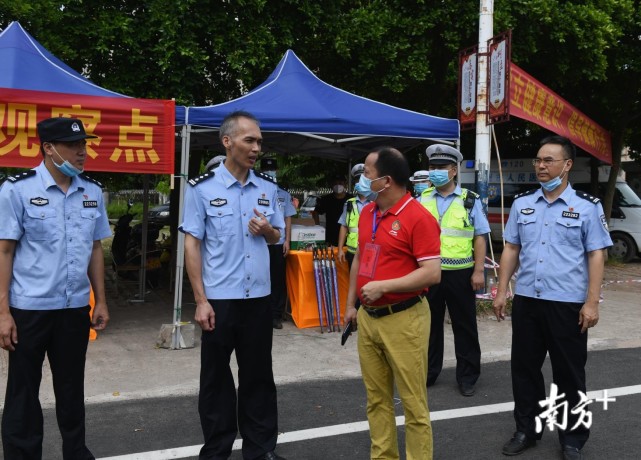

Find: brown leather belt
<box><xmin>362</xmin><ymin>296</ymin><xmax>423</xmax><ymax>318</ymax></box>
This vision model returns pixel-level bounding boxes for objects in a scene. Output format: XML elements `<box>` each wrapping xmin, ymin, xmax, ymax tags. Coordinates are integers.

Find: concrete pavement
<box><xmin>1</xmin><ymin>261</ymin><xmax>639</xmax><ymax>411</ymax></box>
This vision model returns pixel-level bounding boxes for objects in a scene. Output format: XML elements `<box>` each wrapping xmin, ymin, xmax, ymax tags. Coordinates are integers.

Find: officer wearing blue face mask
<box><xmin>410</xmin><ymin>170</ymin><xmax>431</xmax><ymax>198</ymax></box>
<box><xmin>0</xmin><ymin>117</ymin><xmax>111</xmax><ymax>459</ymax></box>
<box><xmin>419</xmin><ymin>144</ymin><xmax>490</xmax><ymax>397</ymax></box>
<box><xmin>493</xmin><ymin>136</ymin><xmax>612</xmax><ymax>459</ymax></box>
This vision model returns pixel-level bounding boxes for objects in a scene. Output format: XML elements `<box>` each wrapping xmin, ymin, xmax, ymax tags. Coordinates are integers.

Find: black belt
<box><xmin>362</xmin><ymin>296</ymin><xmax>423</xmax><ymax>319</ymax></box>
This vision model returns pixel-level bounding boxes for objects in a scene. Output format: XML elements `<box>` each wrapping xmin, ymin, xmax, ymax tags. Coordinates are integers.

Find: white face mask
<box><xmin>333</xmin><ymin>185</ymin><xmax>346</xmax><ymax>194</ymax></box>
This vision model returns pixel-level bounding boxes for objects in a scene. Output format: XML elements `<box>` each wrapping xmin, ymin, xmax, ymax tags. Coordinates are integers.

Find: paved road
<box><xmin>29</xmin><ymin>347</ymin><xmax>641</xmax><ymax>460</ymax></box>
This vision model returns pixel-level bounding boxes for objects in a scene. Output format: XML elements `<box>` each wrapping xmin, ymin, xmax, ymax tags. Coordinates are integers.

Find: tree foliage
<box><xmin>1</xmin><ymin>0</ymin><xmax>640</xmax><ymax>210</ymax></box>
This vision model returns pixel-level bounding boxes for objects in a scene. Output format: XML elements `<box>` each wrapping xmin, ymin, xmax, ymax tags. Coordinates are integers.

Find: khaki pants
<box><xmin>357</xmin><ymin>298</ymin><xmax>432</xmax><ymax>460</ymax></box>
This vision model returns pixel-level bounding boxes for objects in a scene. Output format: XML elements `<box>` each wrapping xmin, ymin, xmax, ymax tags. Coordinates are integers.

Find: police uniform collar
<box><xmin>36</xmin><ymin>161</ymin><xmax>85</xmax><ymax>192</ymax></box>
<box><xmin>435</xmin><ymin>183</ymin><xmax>462</xmax><ymax>198</ymax></box>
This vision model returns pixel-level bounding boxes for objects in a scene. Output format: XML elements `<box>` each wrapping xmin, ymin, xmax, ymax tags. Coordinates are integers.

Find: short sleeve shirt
<box><xmin>356</xmin><ymin>193</ymin><xmax>441</xmax><ymax>305</ymax></box>
<box><xmin>180</xmin><ymin>164</ymin><xmax>285</xmax><ymax>300</ymax></box>
<box><xmin>0</xmin><ymin>162</ymin><xmax>112</xmax><ymax>310</ymax></box>
<box><xmin>504</xmin><ymin>184</ymin><xmax>612</xmax><ymax>302</ymax></box>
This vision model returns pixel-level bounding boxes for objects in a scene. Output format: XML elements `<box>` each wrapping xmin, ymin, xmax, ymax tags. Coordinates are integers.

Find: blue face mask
<box><xmin>428</xmin><ymin>169</ymin><xmax>451</xmax><ymax>187</ymax></box>
<box><xmin>51</xmin><ymin>146</ymin><xmax>83</xmax><ymax>177</ymax></box>
<box><xmin>414</xmin><ymin>183</ymin><xmax>429</xmax><ymax>195</ymax></box>
<box><xmin>539</xmin><ymin>163</ymin><xmax>568</xmax><ymax>192</ymax></box>
<box><xmin>354</xmin><ymin>182</ymin><xmax>369</xmax><ymax>195</ymax></box>
<box><xmin>357</xmin><ymin>174</ymin><xmax>386</xmax><ymax>201</ymax></box>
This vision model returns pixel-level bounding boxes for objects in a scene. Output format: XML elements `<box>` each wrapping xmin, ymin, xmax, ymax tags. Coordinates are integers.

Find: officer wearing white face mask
<box><xmin>419</xmin><ymin>144</ymin><xmax>490</xmax><ymax>397</ymax></box>
<box><xmin>0</xmin><ymin>117</ymin><xmax>111</xmax><ymax>459</ymax></box>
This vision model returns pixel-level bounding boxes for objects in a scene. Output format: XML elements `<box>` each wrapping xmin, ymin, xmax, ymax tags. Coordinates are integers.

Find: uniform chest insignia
<box><xmin>520</xmin><ymin>208</ymin><xmax>535</xmax><ymax>215</ymax></box>
<box><xmin>30</xmin><ymin>197</ymin><xmax>49</xmax><ymax>206</ymax></box>
<box><xmin>210</xmin><ymin>198</ymin><xmax>227</xmax><ymax>207</ymax></box>
<box><xmin>83</xmin><ymin>200</ymin><xmax>98</xmax><ymax>208</ymax></box>
<box><xmin>562</xmin><ymin>211</ymin><xmax>579</xmax><ymax>219</ymax></box>
<box><xmin>278</xmin><ymin>197</ymin><xmax>285</xmax><ymax>203</ymax></box>
<box><xmin>258</xmin><ymin>198</ymin><xmax>270</xmax><ymax>206</ymax></box>
<box><xmin>391</xmin><ymin>220</ymin><xmax>401</xmax><ymax>231</ymax></box>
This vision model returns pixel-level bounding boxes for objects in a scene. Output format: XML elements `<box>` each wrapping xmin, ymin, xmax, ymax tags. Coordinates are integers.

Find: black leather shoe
<box><xmin>272</xmin><ymin>318</ymin><xmax>283</xmax><ymax>329</ymax></box>
<box><xmin>502</xmin><ymin>431</ymin><xmax>535</xmax><ymax>456</ymax></box>
<box><xmin>562</xmin><ymin>445</ymin><xmax>584</xmax><ymax>460</ymax></box>
<box><xmin>262</xmin><ymin>452</ymin><xmax>286</xmax><ymax>460</ymax></box>
<box><xmin>459</xmin><ymin>382</ymin><xmax>475</xmax><ymax>397</ymax></box>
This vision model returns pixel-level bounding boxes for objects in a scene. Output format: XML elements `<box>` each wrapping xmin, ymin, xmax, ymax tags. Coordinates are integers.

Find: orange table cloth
<box><xmin>286</xmin><ymin>249</ymin><xmax>350</xmax><ymax>329</ymax></box>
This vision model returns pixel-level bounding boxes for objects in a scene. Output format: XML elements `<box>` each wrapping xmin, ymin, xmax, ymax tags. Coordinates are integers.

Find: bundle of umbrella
<box><xmin>312</xmin><ymin>245</ymin><xmax>342</xmax><ymax>333</ymax></box>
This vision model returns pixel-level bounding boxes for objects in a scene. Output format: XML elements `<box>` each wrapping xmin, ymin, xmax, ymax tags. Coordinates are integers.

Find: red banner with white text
<box><xmin>509</xmin><ymin>64</ymin><xmax>611</xmax><ymax>163</ymax></box>
<box><xmin>0</xmin><ymin>88</ymin><xmax>175</xmax><ymax>173</ymax></box>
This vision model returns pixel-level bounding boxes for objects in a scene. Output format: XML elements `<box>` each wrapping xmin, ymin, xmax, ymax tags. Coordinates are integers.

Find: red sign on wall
<box><xmin>0</xmin><ymin>88</ymin><xmax>175</xmax><ymax>174</ymax></box>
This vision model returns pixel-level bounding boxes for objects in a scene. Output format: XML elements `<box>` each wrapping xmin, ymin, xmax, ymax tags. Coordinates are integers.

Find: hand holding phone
<box><xmin>341</xmin><ymin>321</ymin><xmax>354</xmax><ymax>346</ymax></box>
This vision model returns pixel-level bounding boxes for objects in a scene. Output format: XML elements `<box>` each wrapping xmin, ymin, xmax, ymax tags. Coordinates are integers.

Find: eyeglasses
<box><xmin>532</xmin><ymin>158</ymin><xmax>567</xmax><ymax>166</ymax></box>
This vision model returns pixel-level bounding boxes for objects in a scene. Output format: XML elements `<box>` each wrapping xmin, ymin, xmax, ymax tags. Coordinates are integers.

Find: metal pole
<box><xmin>170</xmin><ymin>124</ymin><xmax>190</xmax><ymax>349</ymax></box>
<box><xmin>475</xmin><ymin>0</ymin><xmax>494</xmax><ymax>215</ymax></box>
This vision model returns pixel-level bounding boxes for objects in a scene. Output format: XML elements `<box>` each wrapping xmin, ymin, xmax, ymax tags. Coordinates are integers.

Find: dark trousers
<box><xmin>198</xmin><ymin>297</ymin><xmax>278</xmax><ymax>460</ymax></box>
<box><xmin>2</xmin><ymin>306</ymin><xmax>93</xmax><ymax>460</ymax></box>
<box><xmin>268</xmin><ymin>244</ymin><xmax>287</xmax><ymax>320</ymax></box>
<box><xmin>511</xmin><ymin>295</ymin><xmax>589</xmax><ymax>449</ymax></box>
<box><xmin>427</xmin><ymin>267</ymin><xmax>481</xmax><ymax>386</ymax></box>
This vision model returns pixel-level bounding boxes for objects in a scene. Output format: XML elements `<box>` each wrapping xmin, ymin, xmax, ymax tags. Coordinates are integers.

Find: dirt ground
<box><xmin>602</xmin><ymin>258</ymin><xmax>641</xmax><ymax>293</ymax></box>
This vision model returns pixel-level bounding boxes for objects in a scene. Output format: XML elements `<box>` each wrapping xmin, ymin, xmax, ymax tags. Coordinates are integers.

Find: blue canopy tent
<box><xmin>177</xmin><ymin>49</ymin><xmax>459</xmax><ymax>160</ymax></box>
<box><xmin>0</xmin><ymin>21</ymin><xmax>127</xmax><ymax>97</ymax></box>
<box><xmin>0</xmin><ymin>21</ymin><xmax>173</xmax><ymax>307</ymax></box>
<box><xmin>170</xmin><ymin>51</ymin><xmax>460</xmax><ymax>348</ymax></box>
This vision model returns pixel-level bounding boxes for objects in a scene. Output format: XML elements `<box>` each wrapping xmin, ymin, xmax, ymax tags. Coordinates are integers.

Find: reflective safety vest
<box><xmin>420</xmin><ymin>187</ymin><xmax>477</xmax><ymax>270</ymax></box>
<box><xmin>345</xmin><ymin>197</ymin><xmax>361</xmax><ymax>254</ymax></box>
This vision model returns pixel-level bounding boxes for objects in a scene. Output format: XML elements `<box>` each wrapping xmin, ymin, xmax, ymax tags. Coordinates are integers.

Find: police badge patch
<box><xmin>30</xmin><ymin>197</ymin><xmax>49</xmax><ymax>206</ymax></box>
<box><xmin>83</xmin><ymin>201</ymin><xmax>98</xmax><ymax>208</ymax></box>
<box><xmin>520</xmin><ymin>208</ymin><xmax>535</xmax><ymax>215</ymax></box>
<box><xmin>258</xmin><ymin>198</ymin><xmax>270</xmax><ymax>206</ymax></box>
<box><xmin>210</xmin><ymin>198</ymin><xmax>227</xmax><ymax>207</ymax></box>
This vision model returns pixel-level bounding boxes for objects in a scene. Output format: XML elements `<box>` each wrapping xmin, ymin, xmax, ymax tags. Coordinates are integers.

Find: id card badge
<box><xmin>358</xmin><ymin>242</ymin><xmax>381</xmax><ymax>278</ymax></box>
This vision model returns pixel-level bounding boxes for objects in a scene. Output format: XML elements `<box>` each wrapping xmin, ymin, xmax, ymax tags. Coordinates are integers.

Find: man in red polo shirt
<box><xmin>344</xmin><ymin>146</ymin><xmax>441</xmax><ymax>460</ymax></box>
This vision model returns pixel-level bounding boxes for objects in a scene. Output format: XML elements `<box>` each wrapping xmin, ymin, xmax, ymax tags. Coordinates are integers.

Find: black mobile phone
<box><xmin>341</xmin><ymin>321</ymin><xmax>353</xmax><ymax>346</ymax></box>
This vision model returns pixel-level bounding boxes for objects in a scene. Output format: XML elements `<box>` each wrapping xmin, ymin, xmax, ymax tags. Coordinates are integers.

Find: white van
<box><xmin>460</xmin><ymin>158</ymin><xmax>641</xmax><ymax>262</ymax></box>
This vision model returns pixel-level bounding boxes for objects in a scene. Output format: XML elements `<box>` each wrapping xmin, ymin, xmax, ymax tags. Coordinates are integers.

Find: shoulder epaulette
<box><xmin>256</xmin><ymin>171</ymin><xmax>277</xmax><ymax>185</ymax></box>
<box><xmin>576</xmin><ymin>190</ymin><xmax>600</xmax><ymax>204</ymax></box>
<box><xmin>188</xmin><ymin>171</ymin><xmax>215</xmax><ymax>186</ymax></box>
<box><xmin>278</xmin><ymin>185</ymin><xmax>289</xmax><ymax>193</ymax></box>
<box><xmin>79</xmin><ymin>173</ymin><xmax>104</xmax><ymax>188</ymax></box>
<box><xmin>7</xmin><ymin>170</ymin><xmax>36</xmax><ymax>183</ymax></box>
<box><xmin>514</xmin><ymin>189</ymin><xmax>538</xmax><ymax>200</ymax></box>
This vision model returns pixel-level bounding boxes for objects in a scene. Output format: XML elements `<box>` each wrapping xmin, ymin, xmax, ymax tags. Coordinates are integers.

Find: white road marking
<box><xmin>98</xmin><ymin>384</ymin><xmax>641</xmax><ymax>460</ymax></box>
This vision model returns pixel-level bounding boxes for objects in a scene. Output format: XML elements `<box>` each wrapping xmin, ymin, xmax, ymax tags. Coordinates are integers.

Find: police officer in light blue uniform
<box><xmin>259</xmin><ymin>157</ymin><xmax>296</xmax><ymax>329</ymax></box>
<box><xmin>0</xmin><ymin>117</ymin><xmax>111</xmax><ymax>459</ymax></box>
<box><xmin>181</xmin><ymin>111</ymin><xmax>287</xmax><ymax>460</ymax></box>
<box><xmin>494</xmin><ymin>136</ymin><xmax>612</xmax><ymax>460</ymax></box>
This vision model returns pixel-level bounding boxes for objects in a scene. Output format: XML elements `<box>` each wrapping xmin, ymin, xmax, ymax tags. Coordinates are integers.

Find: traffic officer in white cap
<box><xmin>410</xmin><ymin>170</ymin><xmax>430</xmax><ymax>198</ymax></box>
<box><xmin>205</xmin><ymin>154</ymin><xmax>227</xmax><ymax>171</ymax></box>
<box><xmin>419</xmin><ymin>144</ymin><xmax>490</xmax><ymax>397</ymax></box>
<box><xmin>337</xmin><ymin>163</ymin><xmax>371</xmax><ymax>268</ymax></box>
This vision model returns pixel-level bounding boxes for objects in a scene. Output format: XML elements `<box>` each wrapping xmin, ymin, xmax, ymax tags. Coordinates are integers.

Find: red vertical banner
<box><xmin>488</xmin><ymin>31</ymin><xmax>511</xmax><ymax>124</ymax></box>
<box><xmin>509</xmin><ymin>64</ymin><xmax>611</xmax><ymax>163</ymax></box>
<box><xmin>458</xmin><ymin>46</ymin><xmax>478</xmax><ymax>130</ymax></box>
<box><xmin>0</xmin><ymin>88</ymin><xmax>175</xmax><ymax>173</ymax></box>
